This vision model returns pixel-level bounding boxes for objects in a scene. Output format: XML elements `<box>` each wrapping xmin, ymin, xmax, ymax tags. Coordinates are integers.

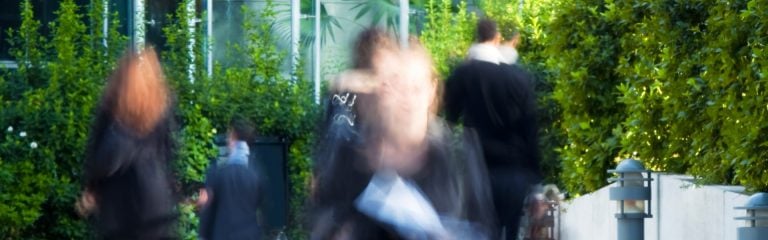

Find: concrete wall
<box><xmin>557</xmin><ymin>173</ymin><xmax>750</xmax><ymax>240</ymax></box>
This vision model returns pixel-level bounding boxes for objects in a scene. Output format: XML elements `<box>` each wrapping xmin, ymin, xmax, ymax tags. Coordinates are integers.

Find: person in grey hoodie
<box><xmin>199</xmin><ymin>117</ymin><xmax>263</xmax><ymax>240</ymax></box>
<box><xmin>226</xmin><ymin>118</ymin><xmax>251</xmax><ymax>166</ymax></box>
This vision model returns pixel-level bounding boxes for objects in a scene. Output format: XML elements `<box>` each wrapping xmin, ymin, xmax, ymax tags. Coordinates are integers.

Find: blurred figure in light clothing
<box><xmin>311</xmin><ymin>28</ymin><xmax>496</xmax><ymax>240</ymax></box>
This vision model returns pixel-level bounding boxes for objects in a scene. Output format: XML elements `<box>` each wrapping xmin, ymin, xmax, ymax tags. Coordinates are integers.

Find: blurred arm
<box><xmin>444</xmin><ymin>68</ymin><xmax>465</xmax><ymax>124</ymax></box>
<box><xmin>329</xmin><ymin>70</ymin><xmax>380</xmax><ymax>94</ymax></box>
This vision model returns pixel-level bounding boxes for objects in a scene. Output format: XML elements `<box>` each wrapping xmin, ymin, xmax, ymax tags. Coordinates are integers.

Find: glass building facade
<box><xmin>0</xmin><ymin>0</ymin><xmax>449</xmax><ymax>95</ymax></box>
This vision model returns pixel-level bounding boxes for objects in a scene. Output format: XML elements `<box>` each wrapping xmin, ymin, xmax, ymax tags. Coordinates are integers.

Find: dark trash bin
<box><xmin>249</xmin><ymin>136</ymin><xmax>288</xmax><ymax>236</ymax></box>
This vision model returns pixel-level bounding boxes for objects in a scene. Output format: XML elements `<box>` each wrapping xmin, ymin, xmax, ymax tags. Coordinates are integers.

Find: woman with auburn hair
<box><xmin>312</xmin><ymin>28</ymin><xmax>496</xmax><ymax>240</ymax></box>
<box><xmin>78</xmin><ymin>48</ymin><xmax>179</xmax><ymax>240</ymax></box>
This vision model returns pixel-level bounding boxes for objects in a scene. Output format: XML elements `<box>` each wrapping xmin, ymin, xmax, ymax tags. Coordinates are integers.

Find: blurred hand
<box><xmin>329</xmin><ymin>70</ymin><xmax>381</xmax><ymax>94</ymax></box>
<box><xmin>196</xmin><ymin>188</ymin><xmax>209</xmax><ymax>209</ymax></box>
<box><xmin>75</xmin><ymin>190</ymin><xmax>96</xmax><ymax>217</ymax></box>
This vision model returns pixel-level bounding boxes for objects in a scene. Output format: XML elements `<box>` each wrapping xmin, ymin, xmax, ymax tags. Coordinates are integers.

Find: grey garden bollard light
<box><xmin>734</xmin><ymin>192</ymin><xmax>768</xmax><ymax>240</ymax></box>
<box><xmin>607</xmin><ymin>159</ymin><xmax>653</xmax><ymax>240</ymax></box>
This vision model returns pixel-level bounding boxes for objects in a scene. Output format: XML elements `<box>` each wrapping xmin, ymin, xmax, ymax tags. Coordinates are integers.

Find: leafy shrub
<box><xmin>697</xmin><ymin>0</ymin><xmax>768</xmax><ymax>191</ymax></box>
<box><xmin>0</xmin><ymin>0</ymin><xmax>125</xmax><ymax>238</ymax></box>
<box><xmin>609</xmin><ymin>0</ymin><xmax>708</xmax><ymax>175</ymax></box>
<box><xmin>543</xmin><ymin>0</ymin><xmax>628</xmax><ymax>195</ymax></box>
<box><xmin>540</xmin><ymin>0</ymin><xmax>768</xmax><ymax>194</ymax></box>
<box><xmin>160</xmin><ymin>1</ymin><xmax>217</xmax><ymax>239</ymax></box>
<box><xmin>420</xmin><ymin>0</ymin><xmax>476</xmax><ymax>78</ymax></box>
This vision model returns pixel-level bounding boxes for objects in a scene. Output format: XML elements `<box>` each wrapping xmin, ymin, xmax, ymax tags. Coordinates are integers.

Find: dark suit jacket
<box><xmin>444</xmin><ymin>60</ymin><xmax>542</xmax><ymax>183</ymax></box>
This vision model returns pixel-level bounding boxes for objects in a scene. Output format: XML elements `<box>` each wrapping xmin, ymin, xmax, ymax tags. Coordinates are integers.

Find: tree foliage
<box><xmin>543</xmin><ymin>0</ymin><xmax>628</xmax><ymax>195</ymax></box>
<box><xmin>0</xmin><ymin>0</ymin><xmax>125</xmax><ymax>238</ymax></box>
<box><xmin>543</xmin><ymin>0</ymin><xmax>768</xmax><ymax>194</ymax></box>
<box><xmin>420</xmin><ymin>0</ymin><xmax>476</xmax><ymax>77</ymax></box>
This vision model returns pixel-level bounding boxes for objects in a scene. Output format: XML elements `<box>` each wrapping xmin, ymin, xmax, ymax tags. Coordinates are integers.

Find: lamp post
<box><xmin>313</xmin><ymin>0</ymin><xmax>321</xmax><ymax>104</ymax></box>
<box><xmin>608</xmin><ymin>159</ymin><xmax>653</xmax><ymax>240</ymax></box>
<box><xmin>291</xmin><ymin>0</ymin><xmax>300</xmax><ymax>81</ymax></box>
<box><xmin>132</xmin><ymin>0</ymin><xmax>145</xmax><ymax>50</ymax></box>
<box><xmin>735</xmin><ymin>192</ymin><xmax>768</xmax><ymax>240</ymax></box>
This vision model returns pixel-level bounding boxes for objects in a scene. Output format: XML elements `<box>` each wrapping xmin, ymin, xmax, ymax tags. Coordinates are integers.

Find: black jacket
<box><xmin>199</xmin><ymin>164</ymin><xmax>263</xmax><ymax>240</ymax></box>
<box><xmin>444</xmin><ymin>61</ymin><xmax>541</xmax><ymax>182</ymax></box>
<box><xmin>84</xmin><ymin>113</ymin><xmax>178</xmax><ymax>240</ymax></box>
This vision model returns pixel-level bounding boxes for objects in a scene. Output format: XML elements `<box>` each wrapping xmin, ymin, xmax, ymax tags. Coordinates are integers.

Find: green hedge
<box><xmin>544</xmin><ymin>0</ymin><xmax>629</xmax><ymax>195</ymax></box>
<box><xmin>0</xmin><ymin>0</ymin><xmax>123</xmax><ymax>238</ymax></box>
<box><xmin>420</xmin><ymin>0</ymin><xmax>476</xmax><ymax>78</ymax></box>
<box><xmin>160</xmin><ymin>1</ymin><xmax>217</xmax><ymax>239</ymax></box>
<box><xmin>544</xmin><ymin>0</ymin><xmax>768</xmax><ymax>194</ymax></box>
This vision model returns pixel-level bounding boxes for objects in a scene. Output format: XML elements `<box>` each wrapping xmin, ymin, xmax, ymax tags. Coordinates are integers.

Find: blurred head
<box><xmin>227</xmin><ymin>116</ymin><xmax>255</xmax><ymax>144</ymax></box>
<box><xmin>476</xmin><ymin>19</ymin><xmax>501</xmax><ymax>45</ymax></box>
<box><xmin>353</xmin><ymin>28</ymin><xmax>398</xmax><ymax>70</ymax></box>
<box><xmin>330</xmin><ymin>28</ymin><xmax>397</xmax><ymax>94</ymax></box>
<box><xmin>373</xmin><ymin>40</ymin><xmax>437</xmax><ymax>145</ymax></box>
<box><xmin>349</xmin><ymin>30</ymin><xmax>439</xmax><ymax>173</ymax></box>
<box><xmin>102</xmin><ymin>47</ymin><xmax>170</xmax><ymax>137</ymax></box>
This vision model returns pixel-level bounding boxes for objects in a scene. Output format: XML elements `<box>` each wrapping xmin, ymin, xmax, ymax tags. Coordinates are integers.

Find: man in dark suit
<box><xmin>444</xmin><ymin>19</ymin><xmax>542</xmax><ymax>240</ymax></box>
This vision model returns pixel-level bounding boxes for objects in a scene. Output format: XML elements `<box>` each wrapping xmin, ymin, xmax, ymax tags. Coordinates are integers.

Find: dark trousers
<box><xmin>490</xmin><ymin>169</ymin><xmax>532</xmax><ymax>240</ymax></box>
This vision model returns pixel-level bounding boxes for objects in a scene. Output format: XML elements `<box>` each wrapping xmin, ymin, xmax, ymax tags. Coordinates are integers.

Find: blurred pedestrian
<box><xmin>524</xmin><ymin>184</ymin><xmax>563</xmax><ymax>240</ymax></box>
<box><xmin>199</xmin><ymin>117</ymin><xmax>262</xmax><ymax>240</ymax></box>
<box><xmin>444</xmin><ymin>19</ymin><xmax>543</xmax><ymax>240</ymax></box>
<box><xmin>79</xmin><ymin>47</ymin><xmax>178</xmax><ymax>240</ymax></box>
<box><xmin>311</xmin><ymin>28</ymin><xmax>496</xmax><ymax>240</ymax></box>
